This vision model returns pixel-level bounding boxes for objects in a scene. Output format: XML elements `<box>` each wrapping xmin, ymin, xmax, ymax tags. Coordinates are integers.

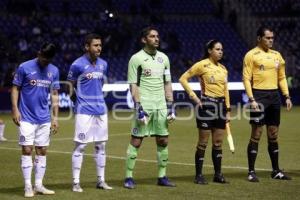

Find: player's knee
<box><xmin>267</xmin><ymin>126</ymin><xmax>278</xmax><ymax>139</ymax></box>
<box><xmin>22</xmin><ymin>146</ymin><xmax>33</xmax><ymax>155</ymax></box>
<box><xmin>95</xmin><ymin>142</ymin><xmax>106</xmax><ymax>154</ymax></box>
<box><xmin>156</xmin><ymin>137</ymin><xmax>168</xmax><ymax>147</ymax></box>
<box><xmin>74</xmin><ymin>143</ymin><xmax>87</xmax><ymax>154</ymax></box>
<box><xmin>196</xmin><ymin>142</ymin><xmax>208</xmax><ymax>150</ymax></box>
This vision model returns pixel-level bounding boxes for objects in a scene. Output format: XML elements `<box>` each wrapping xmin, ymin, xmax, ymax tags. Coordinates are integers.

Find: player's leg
<box><xmin>155</xmin><ymin>135</ymin><xmax>175</xmax><ymax>187</ymax></box>
<box><xmin>72</xmin><ymin>142</ymin><xmax>87</xmax><ymax>192</ymax></box>
<box><xmin>34</xmin><ymin>122</ymin><xmax>54</xmax><ymax>195</ymax></box>
<box><xmin>0</xmin><ymin>119</ymin><xmax>7</xmax><ymax>141</ymax></box>
<box><xmin>266</xmin><ymin>104</ymin><xmax>291</xmax><ymax>180</ymax></box>
<box><xmin>124</xmin><ymin>136</ymin><xmax>143</xmax><ymax>189</ymax></box>
<box><xmin>93</xmin><ymin>114</ymin><xmax>112</xmax><ymax>189</ymax></box>
<box><xmin>19</xmin><ymin>121</ymin><xmax>35</xmax><ymax>197</ymax></box>
<box><xmin>211</xmin><ymin>128</ymin><xmax>227</xmax><ymax>183</ymax></box>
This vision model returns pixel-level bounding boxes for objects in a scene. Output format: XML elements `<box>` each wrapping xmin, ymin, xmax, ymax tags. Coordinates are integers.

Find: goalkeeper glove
<box><xmin>166</xmin><ymin>101</ymin><xmax>176</xmax><ymax>123</ymax></box>
<box><xmin>135</xmin><ymin>102</ymin><xmax>148</xmax><ymax>125</ymax></box>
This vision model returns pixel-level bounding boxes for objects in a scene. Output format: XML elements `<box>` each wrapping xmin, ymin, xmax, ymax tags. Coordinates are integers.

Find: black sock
<box><xmin>247</xmin><ymin>140</ymin><xmax>258</xmax><ymax>172</ymax></box>
<box><xmin>195</xmin><ymin>149</ymin><xmax>205</xmax><ymax>176</ymax></box>
<box><xmin>212</xmin><ymin>148</ymin><xmax>222</xmax><ymax>175</ymax></box>
<box><xmin>268</xmin><ymin>141</ymin><xmax>279</xmax><ymax>171</ymax></box>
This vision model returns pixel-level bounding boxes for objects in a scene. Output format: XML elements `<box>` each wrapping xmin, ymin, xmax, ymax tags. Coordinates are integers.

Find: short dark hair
<box><xmin>140</xmin><ymin>26</ymin><xmax>158</xmax><ymax>39</ymax></box>
<box><xmin>84</xmin><ymin>33</ymin><xmax>101</xmax><ymax>46</ymax></box>
<box><xmin>202</xmin><ymin>39</ymin><xmax>222</xmax><ymax>59</ymax></box>
<box><xmin>256</xmin><ymin>26</ymin><xmax>273</xmax><ymax>37</ymax></box>
<box><xmin>39</xmin><ymin>42</ymin><xmax>57</xmax><ymax>59</ymax></box>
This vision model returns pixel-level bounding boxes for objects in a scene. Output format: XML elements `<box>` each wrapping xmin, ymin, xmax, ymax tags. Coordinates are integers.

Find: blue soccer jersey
<box><xmin>13</xmin><ymin>58</ymin><xmax>60</xmax><ymax>124</ymax></box>
<box><xmin>67</xmin><ymin>54</ymin><xmax>108</xmax><ymax>115</ymax></box>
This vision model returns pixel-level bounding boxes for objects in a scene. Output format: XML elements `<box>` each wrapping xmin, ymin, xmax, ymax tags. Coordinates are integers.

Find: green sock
<box><xmin>157</xmin><ymin>145</ymin><xmax>168</xmax><ymax>178</ymax></box>
<box><xmin>125</xmin><ymin>144</ymin><xmax>138</xmax><ymax>178</ymax></box>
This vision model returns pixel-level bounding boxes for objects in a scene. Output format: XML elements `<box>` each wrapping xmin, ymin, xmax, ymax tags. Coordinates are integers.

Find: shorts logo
<box><xmin>132</xmin><ymin>128</ymin><xmax>138</xmax><ymax>135</ymax></box>
<box><xmin>20</xmin><ymin>135</ymin><xmax>26</xmax><ymax>142</ymax></box>
<box><xmin>201</xmin><ymin>123</ymin><xmax>208</xmax><ymax>128</ymax></box>
<box><xmin>30</xmin><ymin>79</ymin><xmax>37</xmax><ymax>86</ymax></box>
<box><xmin>157</xmin><ymin>57</ymin><xmax>163</xmax><ymax>63</ymax></box>
<box><xmin>78</xmin><ymin>132</ymin><xmax>86</xmax><ymax>140</ymax></box>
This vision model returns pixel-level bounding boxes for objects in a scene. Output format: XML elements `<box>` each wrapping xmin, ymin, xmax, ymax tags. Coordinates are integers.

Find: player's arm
<box><xmin>243</xmin><ymin>52</ymin><xmax>258</xmax><ymax>110</ymax></box>
<box><xmin>278</xmin><ymin>54</ymin><xmax>292</xmax><ymax>111</ymax></box>
<box><xmin>164</xmin><ymin>57</ymin><xmax>176</xmax><ymax>122</ymax></box>
<box><xmin>11</xmin><ymin>85</ymin><xmax>21</xmax><ymax>126</ymax></box>
<box><xmin>50</xmin><ymin>89</ymin><xmax>59</xmax><ymax>134</ymax></box>
<box><xmin>67</xmin><ymin>64</ymin><xmax>79</xmax><ymax>102</ymax></box>
<box><xmin>224</xmin><ymin>75</ymin><xmax>231</xmax><ymax>121</ymax></box>
<box><xmin>179</xmin><ymin>62</ymin><xmax>202</xmax><ymax>105</ymax></box>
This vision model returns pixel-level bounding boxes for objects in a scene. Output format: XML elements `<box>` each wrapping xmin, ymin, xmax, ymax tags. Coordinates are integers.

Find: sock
<box><xmin>157</xmin><ymin>145</ymin><xmax>168</xmax><ymax>178</ymax></box>
<box><xmin>21</xmin><ymin>155</ymin><xmax>33</xmax><ymax>187</ymax></box>
<box><xmin>72</xmin><ymin>143</ymin><xmax>87</xmax><ymax>184</ymax></box>
<box><xmin>94</xmin><ymin>142</ymin><xmax>106</xmax><ymax>182</ymax></box>
<box><xmin>34</xmin><ymin>155</ymin><xmax>46</xmax><ymax>187</ymax></box>
<box><xmin>268</xmin><ymin>141</ymin><xmax>279</xmax><ymax>171</ymax></box>
<box><xmin>247</xmin><ymin>140</ymin><xmax>259</xmax><ymax>172</ymax></box>
<box><xmin>195</xmin><ymin>149</ymin><xmax>205</xmax><ymax>176</ymax></box>
<box><xmin>0</xmin><ymin>124</ymin><xmax>5</xmax><ymax>138</ymax></box>
<box><xmin>125</xmin><ymin>144</ymin><xmax>138</xmax><ymax>178</ymax></box>
<box><xmin>212</xmin><ymin>148</ymin><xmax>222</xmax><ymax>174</ymax></box>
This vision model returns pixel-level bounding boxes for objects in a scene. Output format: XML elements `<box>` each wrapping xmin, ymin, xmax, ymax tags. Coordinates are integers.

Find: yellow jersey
<box><xmin>243</xmin><ymin>46</ymin><xmax>289</xmax><ymax>98</ymax></box>
<box><xmin>179</xmin><ymin>58</ymin><xmax>230</xmax><ymax>108</ymax></box>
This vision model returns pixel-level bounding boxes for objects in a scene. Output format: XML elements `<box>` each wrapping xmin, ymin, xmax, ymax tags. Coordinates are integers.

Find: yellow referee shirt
<box><xmin>179</xmin><ymin>58</ymin><xmax>230</xmax><ymax>109</ymax></box>
<box><xmin>243</xmin><ymin>46</ymin><xmax>289</xmax><ymax>98</ymax></box>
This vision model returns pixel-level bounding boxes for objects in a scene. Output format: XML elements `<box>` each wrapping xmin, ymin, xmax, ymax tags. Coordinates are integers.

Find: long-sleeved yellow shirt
<box><xmin>179</xmin><ymin>58</ymin><xmax>230</xmax><ymax>109</ymax></box>
<box><xmin>243</xmin><ymin>46</ymin><xmax>289</xmax><ymax>98</ymax></box>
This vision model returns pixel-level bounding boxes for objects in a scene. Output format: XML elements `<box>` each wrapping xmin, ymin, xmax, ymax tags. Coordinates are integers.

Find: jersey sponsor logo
<box><xmin>30</xmin><ymin>79</ymin><xmax>37</xmax><ymax>86</ymax></box>
<box><xmin>143</xmin><ymin>69</ymin><xmax>151</xmax><ymax>76</ymax></box>
<box><xmin>157</xmin><ymin>57</ymin><xmax>163</xmax><ymax>63</ymax></box>
<box><xmin>78</xmin><ymin>132</ymin><xmax>86</xmax><ymax>140</ymax></box>
<box><xmin>30</xmin><ymin>79</ymin><xmax>51</xmax><ymax>87</ymax></box>
<box><xmin>85</xmin><ymin>72</ymin><xmax>104</xmax><ymax>79</ymax></box>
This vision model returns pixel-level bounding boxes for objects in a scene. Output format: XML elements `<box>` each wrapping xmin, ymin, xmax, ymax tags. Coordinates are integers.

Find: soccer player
<box><xmin>0</xmin><ymin>118</ymin><xmax>7</xmax><ymax>141</ymax></box>
<box><xmin>11</xmin><ymin>43</ymin><xmax>59</xmax><ymax>197</ymax></box>
<box><xmin>68</xmin><ymin>33</ymin><xmax>112</xmax><ymax>192</ymax></box>
<box><xmin>124</xmin><ymin>26</ymin><xmax>176</xmax><ymax>189</ymax></box>
<box><xmin>243</xmin><ymin>26</ymin><xmax>293</xmax><ymax>182</ymax></box>
<box><xmin>179</xmin><ymin>40</ymin><xmax>230</xmax><ymax>184</ymax></box>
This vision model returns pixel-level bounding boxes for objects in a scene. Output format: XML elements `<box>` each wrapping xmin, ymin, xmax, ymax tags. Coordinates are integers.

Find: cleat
<box><xmin>248</xmin><ymin>171</ymin><xmax>259</xmax><ymax>182</ymax></box>
<box><xmin>96</xmin><ymin>181</ymin><xmax>113</xmax><ymax>190</ymax></box>
<box><xmin>213</xmin><ymin>173</ymin><xmax>228</xmax><ymax>184</ymax></box>
<box><xmin>271</xmin><ymin>170</ymin><xmax>291</xmax><ymax>180</ymax></box>
<box><xmin>157</xmin><ymin>176</ymin><xmax>176</xmax><ymax>187</ymax></box>
<box><xmin>24</xmin><ymin>185</ymin><xmax>34</xmax><ymax>198</ymax></box>
<box><xmin>34</xmin><ymin>185</ymin><xmax>55</xmax><ymax>195</ymax></box>
<box><xmin>124</xmin><ymin>177</ymin><xmax>136</xmax><ymax>189</ymax></box>
<box><xmin>0</xmin><ymin>136</ymin><xmax>7</xmax><ymax>141</ymax></box>
<box><xmin>72</xmin><ymin>183</ymin><xmax>83</xmax><ymax>192</ymax></box>
<box><xmin>194</xmin><ymin>174</ymin><xmax>208</xmax><ymax>185</ymax></box>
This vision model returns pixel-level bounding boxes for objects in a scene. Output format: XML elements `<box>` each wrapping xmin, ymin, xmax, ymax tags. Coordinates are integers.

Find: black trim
<box><xmin>137</xmin><ymin>65</ymin><xmax>142</xmax><ymax>86</ymax></box>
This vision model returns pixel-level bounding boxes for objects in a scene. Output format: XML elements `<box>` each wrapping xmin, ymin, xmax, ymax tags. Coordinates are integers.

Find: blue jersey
<box><xmin>67</xmin><ymin>54</ymin><xmax>108</xmax><ymax>115</ymax></box>
<box><xmin>13</xmin><ymin>58</ymin><xmax>60</xmax><ymax>124</ymax></box>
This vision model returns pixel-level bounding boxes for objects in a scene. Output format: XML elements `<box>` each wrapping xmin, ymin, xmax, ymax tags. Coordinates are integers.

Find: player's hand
<box><xmin>12</xmin><ymin>108</ymin><xmax>21</xmax><ymax>126</ymax></box>
<box><xmin>50</xmin><ymin>118</ymin><xmax>59</xmax><ymax>135</ymax></box>
<box><xmin>166</xmin><ymin>101</ymin><xmax>176</xmax><ymax>123</ymax></box>
<box><xmin>286</xmin><ymin>98</ymin><xmax>292</xmax><ymax>111</ymax></box>
<box><xmin>250</xmin><ymin>100</ymin><xmax>259</xmax><ymax>111</ymax></box>
<box><xmin>135</xmin><ymin>102</ymin><xmax>148</xmax><ymax>125</ymax></box>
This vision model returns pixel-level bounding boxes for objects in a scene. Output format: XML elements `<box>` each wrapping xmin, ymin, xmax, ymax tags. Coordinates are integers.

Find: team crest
<box><xmin>259</xmin><ymin>64</ymin><xmax>265</xmax><ymax>71</ymax></box>
<box><xmin>78</xmin><ymin>133</ymin><xmax>86</xmax><ymax>140</ymax></box>
<box><xmin>157</xmin><ymin>57</ymin><xmax>163</xmax><ymax>63</ymax></box>
<box><xmin>47</xmin><ymin>72</ymin><xmax>52</xmax><ymax>78</ymax></box>
<box><xmin>143</xmin><ymin>69</ymin><xmax>151</xmax><ymax>76</ymax></box>
<box><xmin>30</xmin><ymin>79</ymin><xmax>37</xmax><ymax>86</ymax></box>
<box><xmin>132</xmin><ymin>128</ymin><xmax>138</xmax><ymax>135</ymax></box>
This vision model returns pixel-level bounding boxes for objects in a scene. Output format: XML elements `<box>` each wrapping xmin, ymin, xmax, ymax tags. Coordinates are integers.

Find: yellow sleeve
<box><xmin>242</xmin><ymin>52</ymin><xmax>254</xmax><ymax>98</ymax></box>
<box><xmin>278</xmin><ymin>54</ymin><xmax>289</xmax><ymax>96</ymax></box>
<box><xmin>224</xmin><ymin>72</ymin><xmax>230</xmax><ymax>109</ymax></box>
<box><xmin>179</xmin><ymin>62</ymin><xmax>203</xmax><ymax>100</ymax></box>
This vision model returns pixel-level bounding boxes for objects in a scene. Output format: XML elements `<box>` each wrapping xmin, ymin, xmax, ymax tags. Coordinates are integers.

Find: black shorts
<box><xmin>196</xmin><ymin>95</ymin><xmax>227</xmax><ymax>130</ymax></box>
<box><xmin>250</xmin><ymin>89</ymin><xmax>281</xmax><ymax>126</ymax></box>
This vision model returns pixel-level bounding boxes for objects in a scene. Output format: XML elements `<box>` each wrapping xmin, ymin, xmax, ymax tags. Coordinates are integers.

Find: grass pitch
<box><xmin>0</xmin><ymin>107</ymin><xmax>300</xmax><ymax>200</ymax></box>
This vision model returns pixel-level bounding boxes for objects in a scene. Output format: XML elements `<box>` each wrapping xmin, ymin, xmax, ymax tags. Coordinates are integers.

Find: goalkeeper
<box><xmin>124</xmin><ymin>26</ymin><xmax>176</xmax><ymax>189</ymax></box>
<box><xmin>179</xmin><ymin>39</ymin><xmax>230</xmax><ymax>185</ymax></box>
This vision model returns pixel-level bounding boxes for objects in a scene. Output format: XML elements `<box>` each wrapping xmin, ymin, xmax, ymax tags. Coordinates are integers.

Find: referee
<box><xmin>243</xmin><ymin>26</ymin><xmax>293</xmax><ymax>182</ymax></box>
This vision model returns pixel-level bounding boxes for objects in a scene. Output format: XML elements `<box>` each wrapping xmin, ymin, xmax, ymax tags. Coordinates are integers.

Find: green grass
<box><xmin>0</xmin><ymin>107</ymin><xmax>300</xmax><ymax>200</ymax></box>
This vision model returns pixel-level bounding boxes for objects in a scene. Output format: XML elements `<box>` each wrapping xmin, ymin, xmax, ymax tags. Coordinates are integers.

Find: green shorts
<box><xmin>131</xmin><ymin>109</ymin><xmax>169</xmax><ymax>137</ymax></box>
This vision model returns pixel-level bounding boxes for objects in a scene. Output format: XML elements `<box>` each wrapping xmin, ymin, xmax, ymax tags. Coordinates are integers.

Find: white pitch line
<box><xmin>0</xmin><ymin>146</ymin><xmax>270</xmax><ymax>171</ymax></box>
